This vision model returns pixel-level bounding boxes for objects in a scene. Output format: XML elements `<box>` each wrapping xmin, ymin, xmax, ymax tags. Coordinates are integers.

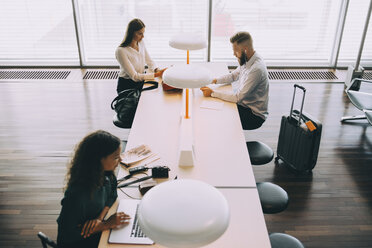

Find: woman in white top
<box><xmin>115</xmin><ymin>19</ymin><xmax>166</xmax><ymax>94</ymax></box>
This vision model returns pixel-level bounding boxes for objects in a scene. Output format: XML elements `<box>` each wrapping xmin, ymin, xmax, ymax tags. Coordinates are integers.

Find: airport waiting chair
<box><xmin>37</xmin><ymin>232</ymin><xmax>57</xmax><ymax>248</ymax></box>
<box><xmin>341</xmin><ymin>78</ymin><xmax>372</xmax><ymax>123</ymax></box>
<box><xmin>364</xmin><ymin>110</ymin><xmax>372</xmax><ymax>125</ymax></box>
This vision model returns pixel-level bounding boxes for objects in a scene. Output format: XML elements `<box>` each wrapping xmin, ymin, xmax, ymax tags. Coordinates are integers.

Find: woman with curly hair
<box><xmin>57</xmin><ymin>130</ymin><xmax>130</xmax><ymax>248</ymax></box>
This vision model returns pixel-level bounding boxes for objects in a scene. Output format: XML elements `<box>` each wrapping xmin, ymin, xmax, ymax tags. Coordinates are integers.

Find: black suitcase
<box><xmin>275</xmin><ymin>84</ymin><xmax>322</xmax><ymax>173</ymax></box>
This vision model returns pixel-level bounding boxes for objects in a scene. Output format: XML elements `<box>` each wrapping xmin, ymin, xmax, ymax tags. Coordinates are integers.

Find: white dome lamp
<box><xmin>138</xmin><ymin>179</ymin><xmax>230</xmax><ymax>248</ymax></box>
<box><xmin>163</xmin><ymin>33</ymin><xmax>212</xmax><ymax>167</ymax></box>
<box><xmin>166</xmin><ymin>33</ymin><xmax>209</xmax><ymax>118</ymax></box>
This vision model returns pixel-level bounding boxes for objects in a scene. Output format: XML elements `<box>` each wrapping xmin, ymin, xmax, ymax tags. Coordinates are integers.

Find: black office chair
<box><xmin>269</xmin><ymin>233</ymin><xmax>305</xmax><ymax>248</ymax></box>
<box><xmin>113</xmin><ymin>114</ymin><xmax>132</xmax><ymax>128</ymax></box>
<box><xmin>246</xmin><ymin>141</ymin><xmax>289</xmax><ymax>214</ymax></box>
<box><xmin>257</xmin><ymin>182</ymin><xmax>289</xmax><ymax>214</ymax></box>
<box><xmin>246</xmin><ymin>141</ymin><xmax>274</xmax><ymax>165</ymax></box>
<box><xmin>37</xmin><ymin>232</ymin><xmax>57</xmax><ymax>248</ymax></box>
<box><xmin>341</xmin><ymin>78</ymin><xmax>372</xmax><ymax>123</ymax></box>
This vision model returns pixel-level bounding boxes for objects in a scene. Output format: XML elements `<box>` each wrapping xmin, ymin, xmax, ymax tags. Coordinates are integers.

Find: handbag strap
<box><xmin>111</xmin><ymin>81</ymin><xmax>158</xmax><ymax>110</ymax></box>
<box><xmin>111</xmin><ymin>89</ymin><xmax>135</xmax><ymax>110</ymax></box>
<box><xmin>111</xmin><ymin>94</ymin><xmax>121</xmax><ymax>110</ymax></box>
<box><xmin>141</xmin><ymin>81</ymin><xmax>158</xmax><ymax>92</ymax></box>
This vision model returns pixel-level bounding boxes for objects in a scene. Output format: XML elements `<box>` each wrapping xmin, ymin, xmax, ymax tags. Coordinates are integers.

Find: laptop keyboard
<box><xmin>130</xmin><ymin>205</ymin><xmax>147</xmax><ymax>238</ymax></box>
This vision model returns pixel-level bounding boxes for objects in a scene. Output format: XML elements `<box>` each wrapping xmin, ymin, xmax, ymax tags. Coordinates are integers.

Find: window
<box><xmin>0</xmin><ymin>0</ymin><xmax>79</xmax><ymax>66</ymax></box>
<box><xmin>211</xmin><ymin>0</ymin><xmax>342</xmax><ymax>66</ymax></box>
<box><xmin>338</xmin><ymin>0</ymin><xmax>372</xmax><ymax>67</ymax></box>
<box><xmin>76</xmin><ymin>0</ymin><xmax>209</xmax><ymax>65</ymax></box>
<box><xmin>0</xmin><ymin>0</ymin><xmax>370</xmax><ymax>67</ymax></box>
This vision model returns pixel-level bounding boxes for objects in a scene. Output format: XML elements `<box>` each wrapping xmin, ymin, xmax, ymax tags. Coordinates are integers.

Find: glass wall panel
<box><xmin>0</xmin><ymin>0</ymin><xmax>79</xmax><ymax>66</ymax></box>
<box><xmin>361</xmin><ymin>17</ymin><xmax>372</xmax><ymax>67</ymax></box>
<box><xmin>0</xmin><ymin>0</ymin><xmax>370</xmax><ymax>67</ymax></box>
<box><xmin>210</xmin><ymin>0</ymin><xmax>341</xmax><ymax>66</ymax></box>
<box><xmin>76</xmin><ymin>0</ymin><xmax>209</xmax><ymax>65</ymax></box>
<box><xmin>338</xmin><ymin>0</ymin><xmax>372</xmax><ymax>67</ymax></box>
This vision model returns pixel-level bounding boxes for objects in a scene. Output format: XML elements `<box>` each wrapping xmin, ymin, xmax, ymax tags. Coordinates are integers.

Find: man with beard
<box><xmin>200</xmin><ymin>32</ymin><xmax>269</xmax><ymax>130</ymax></box>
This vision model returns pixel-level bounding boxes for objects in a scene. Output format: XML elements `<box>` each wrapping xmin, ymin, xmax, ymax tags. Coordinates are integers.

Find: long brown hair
<box><xmin>119</xmin><ymin>18</ymin><xmax>145</xmax><ymax>47</ymax></box>
<box><xmin>65</xmin><ymin>130</ymin><xmax>121</xmax><ymax>196</ymax></box>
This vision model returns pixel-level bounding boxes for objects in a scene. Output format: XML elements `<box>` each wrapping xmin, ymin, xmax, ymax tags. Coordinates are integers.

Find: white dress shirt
<box><xmin>115</xmin><ymin>40</ymin><xmax>156</xmax><ymax>82</ymax></box>
<box><xmin>211</xmin><ymin>52</ymin><xmax>269</xmax><ymax>120</ymax></box>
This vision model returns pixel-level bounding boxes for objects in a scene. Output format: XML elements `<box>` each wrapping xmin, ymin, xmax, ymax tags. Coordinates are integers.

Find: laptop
<box><xmin>108</xmin><ymin>199</ymin><xmax>154</xmax><ymax>245</ymax></box>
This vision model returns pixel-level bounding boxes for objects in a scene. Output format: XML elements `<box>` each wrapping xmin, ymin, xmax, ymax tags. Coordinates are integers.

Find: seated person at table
<box><xmin>57</xmin><ymin>130</ymin><xmax>130</xmax><ymax>248</ymax></box>
<box><xmin>115</xmin><ymin>18</ymin><xmax>166</xmax><ymax>94</ymax></box>
<box><xmin>200</xmin><ymin>31</ymin><xmax>269</xmax><ymax>130</ymax></box>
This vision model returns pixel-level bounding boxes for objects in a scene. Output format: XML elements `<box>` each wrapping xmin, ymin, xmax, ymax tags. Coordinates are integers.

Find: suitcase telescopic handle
<box><xmin>290</xmin><ymin>84</ymin><xmax>306</xmax><ymax>126</ymax></box>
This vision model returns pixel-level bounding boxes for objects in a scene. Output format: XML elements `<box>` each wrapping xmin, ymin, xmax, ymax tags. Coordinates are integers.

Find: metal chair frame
<box><xmin>37</xmin><ymin>232</ymin><xmax>57</xmax><ymax>248</ymax></box>
<box><xmin>341</xmin><ymin>78</ymin><xmax>372</xmax><ymax>123</ymax></box>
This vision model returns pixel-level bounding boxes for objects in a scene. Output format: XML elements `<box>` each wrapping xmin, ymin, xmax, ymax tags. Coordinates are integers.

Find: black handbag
<box><xmin>111</xmin><ymin>81</ymin><xmax>158</xmax><ymax>128</ymax></box>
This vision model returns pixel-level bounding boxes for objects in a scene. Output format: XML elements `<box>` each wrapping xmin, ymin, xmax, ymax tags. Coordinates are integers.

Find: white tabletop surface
<box><xmin>118</xmin><ymin>63</ymin><xmax>256</xmax><ymax>188</ymax></box>
<box><xmin>100</xmin><ymin>63</ymin><xmax>269</xmax><ymax>248</ymax></box>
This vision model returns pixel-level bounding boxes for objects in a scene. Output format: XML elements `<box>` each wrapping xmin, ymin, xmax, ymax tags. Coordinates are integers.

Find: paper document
<box><xmin>200</xmin><ymin>100</ymin><xmax>224</xmax><ymax>110</ymax></box>
<box><xmin>120</xmin><ymin>144</ymin><xmax>153</xmax><ymax>166</ymax></box>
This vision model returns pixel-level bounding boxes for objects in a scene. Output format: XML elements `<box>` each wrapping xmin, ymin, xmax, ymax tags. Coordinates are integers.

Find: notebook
<box><xmin>108</xmin><ymin>199</ymin><xmax>154</xmax><ymax>245</ymax></box>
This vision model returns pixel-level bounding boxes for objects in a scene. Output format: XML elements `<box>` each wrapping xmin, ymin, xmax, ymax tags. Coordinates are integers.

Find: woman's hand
<box><xmin>80</xmin><ymin>212</ymin><xmax>130</xmax><ymax>238</ymax></box>
<box><xmin>81</xmin><ymin>219</ymin><xmax>102</xmax><ymax>238</ymax></box>
<box><xmin>105</xmin><ymin>212</ymin><xmax>131</xmax><ymax>229</ymax></box>
<box><xmin>154</xmin><ymin>68</ymin><xmax>167</xmax><ymax>78</ymax></box>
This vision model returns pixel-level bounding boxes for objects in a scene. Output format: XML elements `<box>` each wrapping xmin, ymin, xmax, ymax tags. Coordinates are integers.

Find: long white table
<box><xmin>99</xmin><ymin>63</ymin><xmax>270</xmax><ymax>247</ymax></box>
<box><xmin>118</xmin><ymin>63</ymin><xmax>256</xmax><ymax>188</ymax></box>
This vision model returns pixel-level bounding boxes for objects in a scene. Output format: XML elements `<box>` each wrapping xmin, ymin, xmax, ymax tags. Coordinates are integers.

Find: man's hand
<box><xmin>200</xmin><ymin>87</ymin><xmax>213</xmax><ymax>97</ymax></box>
<box><xmin>155</xmin><ymin>68</ymin><xmax>167</xmax><ymax>78</ymax></box>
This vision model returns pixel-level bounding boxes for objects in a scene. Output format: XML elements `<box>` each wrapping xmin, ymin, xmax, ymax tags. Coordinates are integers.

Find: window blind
<box><xmin>76</xmin><ymin>0</ymin><xmax>209</xmax><ymax>65</ymax></box>
<box><xmin>0</xmin><ymin>0</ymin><xmax>370</xmax><ymax>67</ymax></box>
<box><xmin>338</xmin><ymin>0</ymin><xmax>372</xmax><ymax>67</ymax></box>
<box><xmin>210</xmin><ymin>0</ymin><xmax>342</xmax><ymax>66</ymax></box>
<box><xmin>0</xmin><ymin>0</ymin><xmax>79</xmax><ymax>66</ymax></box>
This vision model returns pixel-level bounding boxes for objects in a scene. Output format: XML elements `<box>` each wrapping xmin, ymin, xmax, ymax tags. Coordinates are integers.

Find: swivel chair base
<box><xmin>340</xmin><ymin>115</ymin><xmax>366</xmax><ymax>122</ymax></box>
<box><xmin>364</xmin><ymin>110</ymin><xmax>372</xmax><ymax>125</ymax></box>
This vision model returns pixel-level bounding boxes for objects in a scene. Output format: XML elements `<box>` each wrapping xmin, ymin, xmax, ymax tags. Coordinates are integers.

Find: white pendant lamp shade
<box><xmin>138</xmin><ymin>179</ymin><xmax>230</xmax><ymax>248</ymax></box>
<box><xmin>162</xmin><ymin>64</ymin><xmax>212</xmax><ymax>89</ymax></box>
<box><xmin>169</xmin><ymin>33</ymin><xmax>207</xmax><ymax>50</ymax></box>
